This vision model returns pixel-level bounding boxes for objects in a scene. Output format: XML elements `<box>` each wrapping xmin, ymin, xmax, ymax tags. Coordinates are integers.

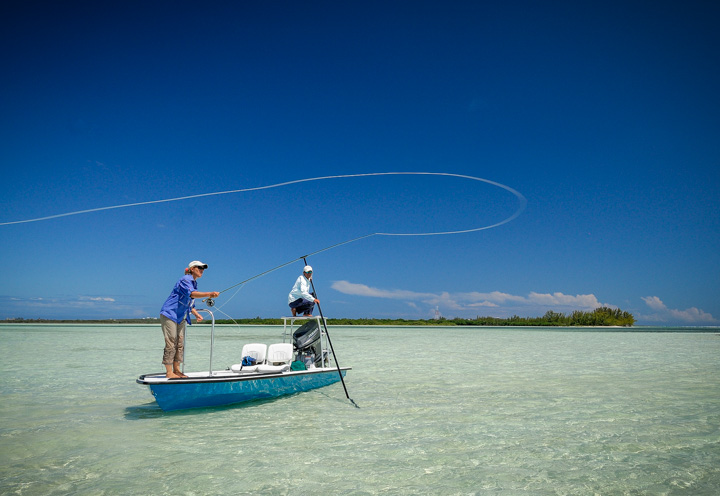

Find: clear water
<box><xmin>1</xmin><ymin>324</ymin><xmax>719</xmax><ymax>495</ymax></box>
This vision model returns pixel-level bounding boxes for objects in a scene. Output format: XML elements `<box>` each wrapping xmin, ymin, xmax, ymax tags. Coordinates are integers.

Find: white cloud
<box><xmin>527</xmin><ymin>292</ymin><xmax>605</xmax><ymax>309</ymax></box>
<box><xmin>641</xmin><ymin>296</ymin><xmax>666</xmax><ymax>311</ymax></box>
<box><xmin>467</xmin><ymin>301</ymin><xmax>499</xmax><ymax>308</ymax></box>
<box><xmin>670</xmin><ymin>307</ymin><xmax>715</xmax><ymax>322</ymax></box>
<box><xmin>462</xmin><ymin>291</ymin><xmax>527</xmax><ymax>305</ymax></box>
<box><xmin>641</xmin><ymin>296</ymin><xmax>716</xmax><ymax>324</ymax></box>
<box><xmin>3</xmin><ymin>295</ymin><xmax>116</xmax><ymax>310</ymax></box>
<box><xmin>0</xmin><ymin>294</ymin><xmax>142</xmax><ymax>320</ymax></box>
<box><xmin>81</xmin><ymin>296</ymin><xmax>116</xmax><ymax>302</ymax></box>
<box><xmin>331</xmin><ymin>280</ymin><xmax>612</xmax><ymax>317</ymax></box>
<box><xmin>330</xmin><ymin>281</ymin><xmax>434</xmax><ymax>300</ymax></box>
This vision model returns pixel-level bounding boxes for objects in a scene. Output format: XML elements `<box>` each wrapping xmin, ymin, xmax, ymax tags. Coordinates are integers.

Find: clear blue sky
<box><xmin>2</xmin><ymin>1</ymin><xmax>718</xmax><ymax>325</ymax></box>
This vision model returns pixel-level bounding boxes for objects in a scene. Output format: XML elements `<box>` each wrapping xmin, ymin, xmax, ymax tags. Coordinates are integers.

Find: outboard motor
<box><xmin>293</xmin><ymin>320</ymin><xmax>323</xmax><ymax>367</ymax></box>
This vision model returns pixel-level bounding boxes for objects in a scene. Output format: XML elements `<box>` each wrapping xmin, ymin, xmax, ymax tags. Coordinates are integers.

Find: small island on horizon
<box><xmin>4</xmin><ymin>307</ymin><xmax>635</xmax><ymax>327</ymax></box>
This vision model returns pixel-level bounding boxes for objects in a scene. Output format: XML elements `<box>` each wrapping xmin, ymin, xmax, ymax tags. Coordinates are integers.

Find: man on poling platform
<box><xmin>287</xmin><ymin>265</ymin><xmax>319</xmax><ymax>316</ymax></box>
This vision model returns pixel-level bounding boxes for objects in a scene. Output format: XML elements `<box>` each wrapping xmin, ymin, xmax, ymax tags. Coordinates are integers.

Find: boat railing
<box><xmin>182</xmin><ymin>308</ymin><xmax>215</xmax><ymax>376</ymax></box>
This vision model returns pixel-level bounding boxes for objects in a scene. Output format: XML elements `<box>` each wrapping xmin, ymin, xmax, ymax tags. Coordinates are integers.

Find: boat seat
<box><xmin>256</xmin><ymin>343</ymin><xmax>293</xmax><ymax>373</ymax></box>
<box><xmin>230</xmin><ymin>343</ymin><xmax>267</xmax><ymax>373</ymax></box>
<box><xmin>265</xmin><ymin>343</ymin><xmax>293</xmax><ymax>365</ymax></box>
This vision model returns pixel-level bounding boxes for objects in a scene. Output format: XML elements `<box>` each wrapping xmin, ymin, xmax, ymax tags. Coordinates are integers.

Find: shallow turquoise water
<box><xmin>1</xmin><ymin>324</ymin><xmax>719</xmax><ymax>495</ymax></box>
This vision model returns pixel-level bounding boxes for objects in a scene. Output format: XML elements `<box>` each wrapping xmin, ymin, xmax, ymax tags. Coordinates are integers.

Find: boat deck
<box><xmin>137</xmin><ymin>366</ymin><xmax>351</xmax><ymax>385</ymax></box>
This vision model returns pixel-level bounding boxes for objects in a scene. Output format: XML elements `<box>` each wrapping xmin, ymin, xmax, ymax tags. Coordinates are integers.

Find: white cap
<box><xmin>189</xmin><ymin>260</ymin><xmax>208</xmax><ymax>269</ymax></box>
<box><xmin>303</xmin><ymin>265</ymin><xmax>313</xmax><ymax>273</ymax></box>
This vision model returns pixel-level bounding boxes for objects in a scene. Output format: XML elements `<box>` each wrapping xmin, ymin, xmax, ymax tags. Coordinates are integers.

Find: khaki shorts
<box><xmin>161</xmin><ymin>314</ymin><xmax>186</xmax><ymax>365</ymax></box>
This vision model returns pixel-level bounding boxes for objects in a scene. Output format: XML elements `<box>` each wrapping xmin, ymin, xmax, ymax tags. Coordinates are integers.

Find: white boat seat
<box><xmin>230</xmin><ymin>343</ymin><xmax>267</xmax><ymax>373</ymax></box>
<box><xmin>255</xmin><ymin>343</ymin><xmax>293</xmax><ymax>373</ymax></box>
<box><xmin>265</xmin><ymin>343</ymin><xmax>293</xmax><ymax>365</ymax></box>
<box><xmin>242</xmin><ymin>343</ymin><xmax>268</xmax><ymax>363</ymax></box>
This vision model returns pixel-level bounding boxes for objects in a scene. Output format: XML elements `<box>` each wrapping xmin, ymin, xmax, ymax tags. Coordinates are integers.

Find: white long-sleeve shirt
<box><xmin>288</xmin><ymin>274</ymin><xmax>314</xmax><ymax>304</ymax></box>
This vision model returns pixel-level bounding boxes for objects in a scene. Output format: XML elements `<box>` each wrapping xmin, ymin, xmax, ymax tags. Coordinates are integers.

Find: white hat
<box><xmin>189</xmin><ymin>260</ymin><xmax>208</xmax><ymax>269</ymax></box>
<box><xmin>303</xmin><ymin>265</ymin><xmax>313</xmax><ymax>273</ymax></box>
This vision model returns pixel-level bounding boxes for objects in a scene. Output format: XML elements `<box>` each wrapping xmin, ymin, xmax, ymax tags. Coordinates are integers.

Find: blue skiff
<box><xmin>137</xmin><ymin>312</ymin><xmax>351</xmax><ymax>411</ymax></box>
<box><xmin>137</xmin><ymin>367</ymin><xmax>349</xmax><ymax>411</ymax></box>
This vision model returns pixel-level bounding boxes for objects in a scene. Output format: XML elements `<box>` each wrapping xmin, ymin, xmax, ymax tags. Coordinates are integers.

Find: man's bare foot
<box><xmin>166</xmin><ymin>372</ymin><xmax>182</xmax><ymax>379</ymax></box>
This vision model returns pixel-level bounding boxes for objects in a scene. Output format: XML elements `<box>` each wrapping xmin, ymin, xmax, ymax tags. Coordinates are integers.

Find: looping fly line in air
<box><xmin>1</xmin><ymin>172</ymin><xmax>526</xmax><ymax>229</ymax></box>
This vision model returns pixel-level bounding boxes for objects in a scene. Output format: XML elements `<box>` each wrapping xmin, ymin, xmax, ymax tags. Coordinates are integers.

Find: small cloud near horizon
<box><xmin>4</xmin><ymin>295</ymin><xmax>116</xmax><ymax>308</ymax></box>
<box><xmin>80</xmin><ymin>296</ymin><xmax>116</xmax><ymax>302</ymax></box>
<box><xmin>641</xmin><ymin>296</ymin><xmax>716</xmax><ymax>324</ymax></box>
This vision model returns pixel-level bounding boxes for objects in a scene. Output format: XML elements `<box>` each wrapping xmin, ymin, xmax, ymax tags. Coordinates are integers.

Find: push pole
<box><xmin>303</xmin><ymin>257</ymin><xmax>359</xmax><ymax>408</ymax></box>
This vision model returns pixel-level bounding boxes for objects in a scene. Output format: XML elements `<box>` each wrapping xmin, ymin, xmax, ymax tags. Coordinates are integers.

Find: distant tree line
<box><xmin>2</xmin><ymin>318</ymin><xmax>161</xmax><ymax>324</ymax></box>
<box><xmin>208</xmin><ymin>307</ymin><xmax>635</xmax><ymax>327</ymax></box>
<box><xmin>4</xmin><ymin>307</ymin><xmax>634</xmax><ymax>327</ymax></box>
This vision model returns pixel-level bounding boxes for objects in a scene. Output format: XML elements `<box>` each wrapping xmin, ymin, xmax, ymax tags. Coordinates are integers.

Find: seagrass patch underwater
<box><xmin>1</xmin><ymin>324</ymin><xmax>719</xmax><ymax>495</ymax></box>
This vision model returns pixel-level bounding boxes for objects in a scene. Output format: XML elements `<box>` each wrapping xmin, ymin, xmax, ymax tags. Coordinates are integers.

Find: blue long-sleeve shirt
<box><xmin>160</xmin><ymin>275</ymin><xmax>197</xmax><ymax>324</ymax></box>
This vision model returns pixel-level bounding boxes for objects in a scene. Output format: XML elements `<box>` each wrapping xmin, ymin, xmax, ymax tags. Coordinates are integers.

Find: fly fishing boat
<box><xmin>137</xmin><ymin>311</ymin><xmax>351</xmax><ymax>411</ymax></box>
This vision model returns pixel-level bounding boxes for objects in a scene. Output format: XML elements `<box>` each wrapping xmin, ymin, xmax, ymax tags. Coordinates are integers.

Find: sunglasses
<box><xmin>194</xmin><ymin>266</ymin><xmax>206</xmax><ymax>271</ymax></box>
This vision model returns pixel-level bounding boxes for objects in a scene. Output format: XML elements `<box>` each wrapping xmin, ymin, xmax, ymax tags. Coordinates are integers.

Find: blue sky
<box><xmin>1</xmin><ymin>1</ymin><xmax>718</xmax><ymax>325</ymax></box>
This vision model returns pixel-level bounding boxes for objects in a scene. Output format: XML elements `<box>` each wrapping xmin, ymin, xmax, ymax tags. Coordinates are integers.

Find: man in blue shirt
<box><xmin>160</xmin><ymin>261</ymin><xmax>219</xmax><ymax>379</ymax></box>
